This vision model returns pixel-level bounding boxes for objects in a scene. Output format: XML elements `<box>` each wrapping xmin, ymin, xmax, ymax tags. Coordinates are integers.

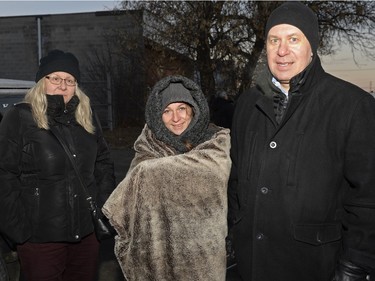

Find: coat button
<box><xmin>73</xmin><ymin>154</ymin><xmax>76</xmax><ymax>158</ymax></box>
<box><xmin>256</xmin><ymin>233</ymin><xmax>264</xmax><ymax>240</ymax></box>
<box><xmin>260</xmin><ymin>187</ymin><xmax>269</xmax><ymax>194</ymax></box>
<box><xmin>75</xmin><ymin>235</ymin><xmax>79</xmax><ymax>239</ymax></box>
<box><xmin>270</xmin><ymin>141</ymin><xmax>277</xmax><ymax>148</ymax></box>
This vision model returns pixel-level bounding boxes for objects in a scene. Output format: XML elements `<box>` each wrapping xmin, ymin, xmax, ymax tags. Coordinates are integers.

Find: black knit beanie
<box><xmin>35</xmin><ymin>49</ymin><xmax>80</xmax><ymax>83</ymax></box>
<box><xmin>265</xmin><ymin>2</ymin><xmax>319</xmax><ymax>54</ymax></box>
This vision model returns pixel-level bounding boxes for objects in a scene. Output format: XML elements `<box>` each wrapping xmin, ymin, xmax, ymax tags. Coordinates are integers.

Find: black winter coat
<box><xmin>228</xmin><ymin>56</ymin><xmax>375</xmax><ymax>281</ymax></box>
<box><xmin>0</xmin><ymin>95</ymin><xmax>115</xmax><ymax>244</ymax></box>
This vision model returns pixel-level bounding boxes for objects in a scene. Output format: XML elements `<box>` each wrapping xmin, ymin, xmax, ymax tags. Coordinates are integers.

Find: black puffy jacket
<box><xmin>0</xmin><ymin>95</ymin><xmax>115</xmax><ymax>244</ymax></box>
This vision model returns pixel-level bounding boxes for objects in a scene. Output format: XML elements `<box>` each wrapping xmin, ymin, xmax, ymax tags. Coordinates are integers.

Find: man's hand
<box><xmin>334</xmin><ymin>259</ymin><xmax>371</xmax><ymax>281</ymax></box>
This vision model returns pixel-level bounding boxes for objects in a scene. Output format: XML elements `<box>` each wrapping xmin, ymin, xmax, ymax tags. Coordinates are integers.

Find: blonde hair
<box><xmin>24</xmin><ymin>78</ymin><xmax>95</xmax><ymax>134</ymax></box>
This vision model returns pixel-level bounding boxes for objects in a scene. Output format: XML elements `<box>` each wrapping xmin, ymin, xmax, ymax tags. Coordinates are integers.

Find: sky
<box><xmin>321</xmin><ymin>44</ymin><xmax>374</xmax><ymax>93</ymax></box>
<box><xmin>0</xmin><ymin>0</ymin><xmax>373</xmax><ymax>92</ymax></box>
<box><xmin>0</xmin><ymin>1</ymin><xmax>120</xmax><ymax>16</ymax></box>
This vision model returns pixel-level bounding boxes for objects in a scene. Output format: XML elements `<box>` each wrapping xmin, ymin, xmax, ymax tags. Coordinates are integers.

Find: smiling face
<box><xmin>44</xmin><ymin>71</ymin><xmax>76</xmax><ymax>104</ymax></box>
<box><xmin>162</xmin><ymin>102</ymin><xmax>194</xmax><ymax>135</ymax></box>
<box><xmin>266</xmin><ymin>24</ymin><xmax>313</xmax><ymax>91</ymax></box>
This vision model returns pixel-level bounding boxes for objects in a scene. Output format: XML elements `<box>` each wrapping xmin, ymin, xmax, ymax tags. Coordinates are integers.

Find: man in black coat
<box><xmin>228</xmin><ymin>2</ymin><xmax>375</xmax><ymax>280</ymax></box>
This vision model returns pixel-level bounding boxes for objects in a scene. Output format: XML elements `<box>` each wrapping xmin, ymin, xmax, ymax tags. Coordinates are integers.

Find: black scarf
<box><xmin>46</xmin><ymin>95</ymin><xmax>79</xmax><ymax>126</ymax></box>
<box><xmin>256</xmin><ymin>56</ymin><xmax>317</xmax><ymax>125</ymax></box>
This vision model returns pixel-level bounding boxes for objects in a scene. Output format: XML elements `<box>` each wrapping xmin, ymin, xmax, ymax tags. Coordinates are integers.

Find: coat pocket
<box><xmin>293</xmin><ymin>223</ymin><xmax>342</xmax><ymax>246</ymax></box>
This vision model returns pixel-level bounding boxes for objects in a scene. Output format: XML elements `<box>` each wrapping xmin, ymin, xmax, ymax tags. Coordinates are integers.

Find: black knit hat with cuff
<box><xmin>265</xmin><ymin>2</ymin><xmax>319</xmax><ymax>54</ymax></box>
<box><xmin>35</xmin><ymin>49</ymin><xmax>80</xmax><ymax>83</ymax></box>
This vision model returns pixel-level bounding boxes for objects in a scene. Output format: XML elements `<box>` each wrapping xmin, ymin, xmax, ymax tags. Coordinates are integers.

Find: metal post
<box><xmin>106</xmin><ymin>72</ymin><xmax>113</xmax><ymax>131</ymax></box>
<box><xmin>36</xmin><ymin>16</ymin><xmax>42</xmax><ymax>63</ymax></box>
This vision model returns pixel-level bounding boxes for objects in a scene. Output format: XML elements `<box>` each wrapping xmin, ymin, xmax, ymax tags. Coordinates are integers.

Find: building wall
<box><xmin>0</xmin><ymin>11</ymin><xmax>146</xmax><ymax>128</ymax></box>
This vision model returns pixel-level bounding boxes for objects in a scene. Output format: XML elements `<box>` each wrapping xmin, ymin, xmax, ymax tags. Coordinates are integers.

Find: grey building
<box><xmin>0</xmin><ymin>10</ymin><xmax>146</xmax><ymax>128</ymax></box>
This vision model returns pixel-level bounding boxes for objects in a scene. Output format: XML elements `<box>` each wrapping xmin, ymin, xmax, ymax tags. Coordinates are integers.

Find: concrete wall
<box><xmin>0</xmin><ymin>10</ymin><xmax>146</xmax><ymax>128</ymax></box>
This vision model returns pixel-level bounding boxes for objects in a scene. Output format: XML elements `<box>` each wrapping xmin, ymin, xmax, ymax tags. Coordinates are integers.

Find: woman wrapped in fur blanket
<box><xmin>103</xmin><ymin>75</ymin><xmax>231</xmax><ymax>281</ymax></box>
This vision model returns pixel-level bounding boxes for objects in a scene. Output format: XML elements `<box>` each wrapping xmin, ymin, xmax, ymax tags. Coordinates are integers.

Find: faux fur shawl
<box><xmin>102</xmin><ymin>125</ymin><xmax>231</xmax><ymax>281</ymax></box>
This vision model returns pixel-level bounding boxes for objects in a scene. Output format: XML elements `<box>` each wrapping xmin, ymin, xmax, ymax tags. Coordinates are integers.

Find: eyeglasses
<box><xmin>45</xmin><ymin>75</ymin><xmax>76</xmax><ymax>86</ymax></box>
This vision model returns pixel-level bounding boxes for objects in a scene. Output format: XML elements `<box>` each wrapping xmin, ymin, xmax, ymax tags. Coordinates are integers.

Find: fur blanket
<box><xmin>102</xmin><ymin>125</ymin><xmax>231</xmax><ymax>281</ymax></box>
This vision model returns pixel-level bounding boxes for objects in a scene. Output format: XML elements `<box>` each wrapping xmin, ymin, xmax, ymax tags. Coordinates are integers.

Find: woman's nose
<box><xmin>172</xmin><ymin>111</ymin><xmax>180</xmax><ymax>122</ymax></box>
<box><xmin>58</xmin><ymin>80</ymin><xmax>68</xmax><ymax>89</ymax></box>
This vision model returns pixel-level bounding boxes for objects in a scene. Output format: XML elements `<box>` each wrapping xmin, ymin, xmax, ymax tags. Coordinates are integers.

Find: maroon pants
<box><xmin>17</xmin><ymin>233</ymin><xmax>99</xmax><ymax>281</ymax></box>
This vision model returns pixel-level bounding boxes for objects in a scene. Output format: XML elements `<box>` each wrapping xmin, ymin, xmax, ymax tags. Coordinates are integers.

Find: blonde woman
<box><xmin>0</xmin><ymin>50</ymin><xmax>115</xmax><ymax>281</ymax></box>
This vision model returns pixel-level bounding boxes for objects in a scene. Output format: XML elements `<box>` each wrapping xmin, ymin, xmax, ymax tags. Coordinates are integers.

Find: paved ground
<box><xmin>96</xmin><ymin>148</ymin><xmax>242</xmax><ymax>281</ymax></box>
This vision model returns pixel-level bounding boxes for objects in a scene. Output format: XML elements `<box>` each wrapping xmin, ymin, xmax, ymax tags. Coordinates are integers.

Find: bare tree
<box><xmin>312</xmin><ymin>1</ymin><xmax>375</xmax><ymax>61</ymax></box>
<box><xmin>84</xmin><ymin>10</ymin><xmax>147</xmax><ymax>127</ymax></box>
<box><xmin>120</xmin><ymin>1</ymin><xmax>374</xmax><ymax>101</ymax></box>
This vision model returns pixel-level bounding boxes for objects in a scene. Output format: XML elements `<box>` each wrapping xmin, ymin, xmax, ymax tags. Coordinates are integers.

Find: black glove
<box><xmin>334</xmin><ymin>259</ymin><xmax>370</xmax><ymax>281</ymax></box>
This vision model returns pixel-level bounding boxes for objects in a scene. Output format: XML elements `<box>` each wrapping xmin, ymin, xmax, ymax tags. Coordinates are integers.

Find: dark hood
<box><xmin>145</xmin><ymin>75</ymin><xmax>217</xmax><ymax>153</ymax></box>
